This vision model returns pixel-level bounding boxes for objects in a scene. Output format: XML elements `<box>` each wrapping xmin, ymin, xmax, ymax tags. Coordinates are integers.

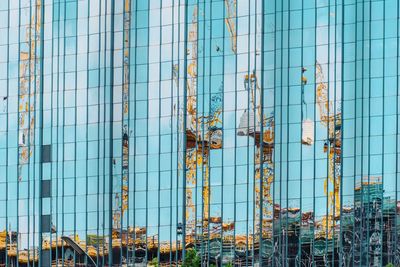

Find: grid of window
<box><xmin>0</xmin><ymin>0</ymin><xmax>399</xmax><ymax>266</ymax></box>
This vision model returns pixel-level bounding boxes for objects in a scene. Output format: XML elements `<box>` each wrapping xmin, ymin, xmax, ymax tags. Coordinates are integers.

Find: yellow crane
<box><xmin>184</xmin><ymin>6</ymin><xmax>199</xmax><ymax>234</ymax></box>
<box><xmin>239</xmin><ymin>73</ymin><xmax>275</xmax><ymax>234</ymax></box>
<box><xmin>18</xmin><ymin>0</ymin><xmax>42</xmax><ymax>182</ymax></box>
<box><xmin>184</xmin><ymin>6</ymin><xmax>225</xmax><ymax>235</ymax></box>
<box><xmin>315</xmin><ymin>61</ymin><xmax>342</xmax><ymax>238</ymax></box>
<box><xmin>113</xmin><ymin>0</ymin><xmax>131</xmax><ymax>231</ymax></box>
<box><xmin>224</xmin><ymin>0</ymin><xmax>237</xmax><ymax>54</ymax></box>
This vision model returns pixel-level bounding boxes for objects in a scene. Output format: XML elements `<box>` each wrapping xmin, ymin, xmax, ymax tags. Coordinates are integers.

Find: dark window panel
<box><xmin>41</xmin><ymin>215</ymin><xmax>51</xmax><ymax>233</ymax></box>
<box><xmin>41</xmin><ymin>180</ymin><xmax>51</xmax><ymax>198</ymax></box>
<box><xmin>42</xmin><ymin>144</ymin><xmax>52</xmax><ymax>163</ymax></box>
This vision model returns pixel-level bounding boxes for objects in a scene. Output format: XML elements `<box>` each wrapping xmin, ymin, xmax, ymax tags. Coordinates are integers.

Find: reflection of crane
<box><xmin>18</xmin><ymin>0</ymin><xmax>42</xmax><ymax>182</ymax></box>
<box><xmin>224</xmin><ymin>0</ymin><xmax>237</xmax><ymax>54</ymax></box>
<box><xmin>238</xmin><ymin>73</ymin><xmax>275</xmax><ymax>234</ymax></box>
<box><xmin>113</xmin><ymin>0</ymin><xmax>131</xmax><ymax>231</ymax></box>
<box><xmin>183</xmin><ymin>6</ymin><xmax>224</xmax><ymax>235</ymax></box>
<box><xmin>315</xmin><ymin>61</ymin><xmax>342</xmax><ymax>237</ymax></box>
<box><xmin>184</xmin><ymin>6</ymin><xmax>199</xmax><ymax>234</ymax></box>
<box><xmin>185</xmin><ymin>7</ymin><xmax>198</xmax><ymax>133</ymax></box>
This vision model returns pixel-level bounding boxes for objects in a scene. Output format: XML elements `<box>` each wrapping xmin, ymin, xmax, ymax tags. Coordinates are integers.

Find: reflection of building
<box><xmin>1</xmin><ymin>1</ymin><xmax>400</xmax><ymax>266</ymax></box>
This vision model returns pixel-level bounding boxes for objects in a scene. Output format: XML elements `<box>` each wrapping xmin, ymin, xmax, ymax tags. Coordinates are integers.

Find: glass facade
<box><xmin>0</xmin><ymin>0</ymin><xmax>399</xmax><ymax>266</ymax></box>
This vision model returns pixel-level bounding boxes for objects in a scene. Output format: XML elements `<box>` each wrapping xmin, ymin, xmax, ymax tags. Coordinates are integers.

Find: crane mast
<box><xmin>184</xmin><ymin>6</ymin><xmax>225</xmax><ymax>237</ymax></box>
<box><xmin>18</xmin><ymin>0</ymin><xmax>42</xmax><ymax>182</ymax></box>
<box><xmin>240</xmin><ymin>73</ymin><xmax>275</xmax><ymax>235</ymax></box>
<box><xmin>315</xmin><ymin>61</ymin><xmax>342</xmax><ymax>237</ymax></box>
<box><xmin>224</xmin><ymin>0</ymin><xmax>237</xmax><ymax>54</ymax></box>
<box><xmin>113</xmin><ymin>0</ymin><xmax>131</xmax><ymax>232</ymax></box>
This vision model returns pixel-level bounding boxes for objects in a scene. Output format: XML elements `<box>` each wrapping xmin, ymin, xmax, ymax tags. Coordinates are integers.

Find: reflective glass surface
<box><xmin>0</xmin><ymin>0</ymin><xmax>399</xmax><ymax>266</ymax></box>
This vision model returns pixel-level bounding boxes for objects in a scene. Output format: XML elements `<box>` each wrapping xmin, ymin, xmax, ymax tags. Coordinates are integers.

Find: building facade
<box><xmin>0</xmin><ymin>0</ymin><xmax>399</xmax><ymax>266</ymax></box>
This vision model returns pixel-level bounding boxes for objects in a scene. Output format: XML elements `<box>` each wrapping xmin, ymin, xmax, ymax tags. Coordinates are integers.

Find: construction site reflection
<box><xmin>1</xmin><ymin>181</ymin><xmax>396</xmax><ymax>267</ymax></box>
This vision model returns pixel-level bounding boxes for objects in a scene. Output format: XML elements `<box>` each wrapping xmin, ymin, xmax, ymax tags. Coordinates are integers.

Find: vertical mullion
<box><xmin>352</xmin><ymin>0</ymin><xmax>359</xmax><ymax>264</ymax></box>
<box><xmin>285</xmin><ymin>0</ymin><xmax>290</xmax><ymax>264</ymax></box>
<box><xmin>131</xmin><ymin>0</ymin><xmax>138</xmax><ymax>263</ymax></box>
<box><xmin>395</xmin><ymin>0</ymin><xmax>400</xmax><ymax>264</ymax></box>
<box><xmin>85</xmin><ymin>0</ymin><xmax>90</xmax><ymax>265</ymax></box>
<box><xmin>102</xmin><ymin>0</ymin><xmax>108</xmax><ymax>264</ymax></box>
<box><xmin>253</xmin><ymin>0</ymin><xmax>259</xmax><ymax>265</ymax></box>
<box><xmin>73</xmin><ymin>0</ymin><xmax>78</xmax><ymax>258</ymax></box>
<box><xmin>272</xmin><ymin>0</ymin><xmax>279</xmax><ymax>265</ymax></box>
<box><xmin>175</xmin><ymin>0</ymin><xmax>181</xmax><ymax>264</ymax></box>
<box><xmin>144</xmin><ymin>0</ymin><xmax>150</xmax><ymax>263</ymax></box>
<box><xmin>339</xmin><ymin>1</ymin><xmax>345</xmax><ymax>266</ymax></box>
<box><xmin>61</xmin><ymin>0</ymin><xmax>66</xmax><ymax>264</ymax></box>
<box><xmin>194</xmin><ymin>0</ymin><xmax>199</xmax><ymax>257</ymax></box>
<box><xmin>33</xmin><ymin>0</ymin><xmax>38</xmax><ymax>262</ymax></box>
<box><xmin>38</xmin><ymin>0</ymin><xmax>44</xmax><ymax>263</ymax></box>
<box><xmin>232</xmin><ymin>0</ymin><xmax>238</xmax><ymax>264</ymax></box>
<box><xmin>96</xmin><ymin>0</ymin><xmax>103</xmax><ymax>264</ymax></box>
<box><xmin>245</xmin><ymin>0</ymin><xmax>251</xmax><ymax>265</ymax></box>
<box><xmin>206</xmin><ymin>0</ymin><xmax>213</xmax><ymax>265</ymax></box>
<box><xmin>108</xmin><ymin>0</ymin><xmax>115</xmax><ymax>263</ymax></box>
<box><xmin>380</xmin><ymin>0</ymin><xmax>386</xmax><ymax>265</ymax></box>
<box><xmin>200</xmin><ymin>0</ymin><xmax>206</xmax><ymax>263</ymax></box>
<box><xmin>298</xmin><ymin>0</ymin><xmax>304</xmax><ymax>262</ymax></box>
<box><xmin>5</xmin><ymin>0</ymin><xmax>10</xmax><ymax>265</ymax></box>
<box><xmin>366</xmin><ymin>0</ymin><xmax>372</xmax><ymax>265</ymax></box>
<box><xmin>278</xmin><ymin>0</ymin><xmax>284</xmax><ymax>263</ymax></box>
<box><xmin>169</xmin><ymin>0</ymin><xmax>175</xmax><ymax>263</ymax></box>
<box><xmin>195</xmin><ymin>0</ymin><xmax>200</xmax><ymax>260</ymax></box>
<box><xmin>200</xmin><ymin>0</ymin><xmax>205</xmax><ymax>262</ymax></box>
<box><xmin>157</xmin><ymin>0</ymin><xmax>162</xmax><ymax>263</ymax></box>
<box><xmin>28</xmin><ymin>0</ymin><xmax>33</xmax><ymax>264</ymax></box>
<box><xmin>252</xmin><ymin>1</ymin><xmax>257</xmax><ymax>265</ymax></box>
<box><xmin>182</xmin><ymin>0</ymin><xmax>189</xmax><ymax>260</ymax></box>
<box><xmin>358</xmin><ymin>0</ymin><xmax>366</xmax><ymax>265</ymax></box>
<box><xmin>332</xmin><ymin>0</ymin><xmax>338</xmax><ymax>264</ymax></box>
<box><xmin>220</xmin><ymin>0</ymin><xmax>225</xmax><ymax>263</ymax></box>
<box><xmin>48</xmin><ymin>0</ymin><xmax>55</xmax><ymax>264</ymax></box>
<box><xmin>16</xmin><ymin>1</ymin><xmax>21</xmax><ymax>265</ymax></box>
